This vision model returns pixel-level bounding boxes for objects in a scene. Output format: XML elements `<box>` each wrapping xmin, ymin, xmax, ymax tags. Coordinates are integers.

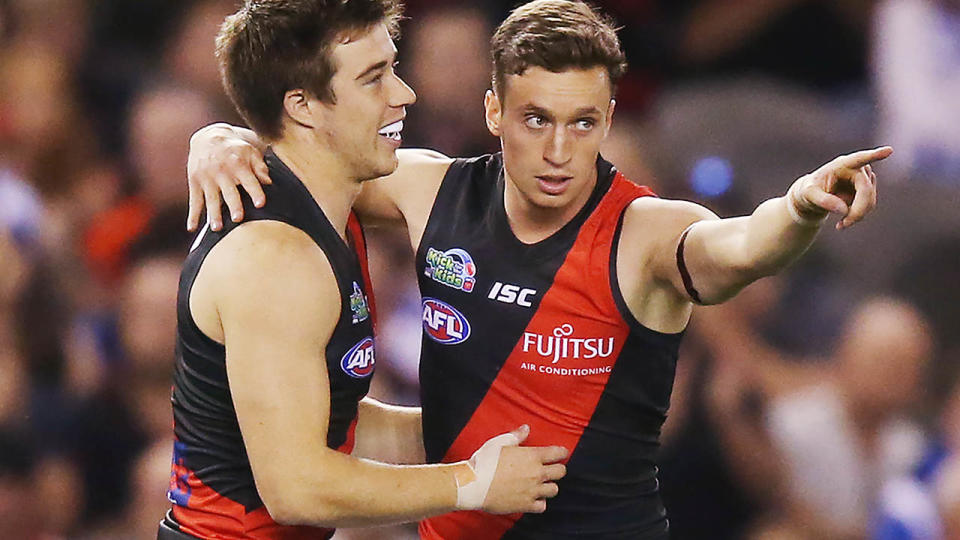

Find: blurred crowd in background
<box><xmin>1</xmin><ymin>0</ymin><xmax>959</xmax><ymax>538</ymax></box>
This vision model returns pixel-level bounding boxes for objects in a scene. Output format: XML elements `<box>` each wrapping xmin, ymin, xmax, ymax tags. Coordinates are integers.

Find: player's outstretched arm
<box><xmin>186</xmin><ymin>123</ymin><xmax>452</xmax><ymax>233</ymax></box>
<box><xmin>630</xmin><ymin>147</ymin><xmax>890</xmax><ymax>307</ymax></box>
<box><xmin>196</xmin><ymin>221</ymin><xmax>567</xmax><ymax>527</ymax></box>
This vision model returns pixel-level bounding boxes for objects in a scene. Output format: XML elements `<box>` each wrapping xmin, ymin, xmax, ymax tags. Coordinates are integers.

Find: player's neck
<box><xmin>502</xmin><ymin>171</ymin><xmax>597</xmax><ymax>244</ymax></box>
<box><xmin>272</xmin><ymin>139</ymin><xmax>361</xmax><ymax>242</ymax></box>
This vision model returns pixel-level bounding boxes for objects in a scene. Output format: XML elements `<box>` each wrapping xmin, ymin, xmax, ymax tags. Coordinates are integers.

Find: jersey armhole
<box><xmin>181</xmin><ymin>226</ymin><xmax>227</xmax><ymax>352</ymax></box>
<box><xmin>609</xmin><ymin>207</ymin><xmax>686</xmax><ymax>344</ymax></box>
<box><xmin>347</xmin><ymin>213</ymin><xmax>377</xmax><ymax>332</ymax></box>
<box><xmin>183</xmin><ymin>217</ymin><xmax>332</xmax><ymax>352</ymax></box>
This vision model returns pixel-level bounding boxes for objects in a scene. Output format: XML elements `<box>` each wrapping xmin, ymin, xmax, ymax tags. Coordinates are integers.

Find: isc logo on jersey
<box><xmin>422</xmin><ymin>298</ymin><xmax>471</xmax><ymax>344</ymax></box>
<box><xmin>341</xmin><ymin>337</ymin><xmax>375</xmax><ymax>378</ymax></box>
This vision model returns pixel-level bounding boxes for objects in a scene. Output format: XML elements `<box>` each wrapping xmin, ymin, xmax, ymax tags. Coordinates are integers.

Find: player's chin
<box><xmin>527</xmin><ymin>189</ymin><xmax>574</xmax><ymax>209</ymax></box>
<box><xmin>369</xmin><ymin>151</ymin><xmax>400</xmax><ymax>179</ymax></box>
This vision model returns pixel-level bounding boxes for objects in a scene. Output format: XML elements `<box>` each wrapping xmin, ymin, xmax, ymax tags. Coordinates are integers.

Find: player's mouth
<box><xmin>536</xmin><ymin>175</ymin><xmax>573</xmax><ymax>196</ymax></box>
<box><xmin>378</xmin><ymin>119</ymin><xmax>404</xmax><ymax>144</ymax></box>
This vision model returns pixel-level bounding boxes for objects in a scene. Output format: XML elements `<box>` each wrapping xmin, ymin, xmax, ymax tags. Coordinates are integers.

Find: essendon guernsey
<box><xmin>167</xmin><ymin>150</ymin><xmax>376</xmax><ymax>539</ymax></box>
<box><xmin>418</xmin><ymin>154</ymin><xmax>681</xmax><ymax>539</ymax></box>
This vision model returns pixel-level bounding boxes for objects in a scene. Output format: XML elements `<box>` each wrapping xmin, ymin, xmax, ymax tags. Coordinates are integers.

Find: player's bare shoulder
<box><xmin>191</xmin><ymin>221</ymin><xmax>339</xmax><ymax>342</ymax></box>
<box><xmin>615</xmin><ymin>197</ymin><xmax>720</xmax><ymax>332</ymax></box>
<box><xmin>620</xmin><ymin>197</ymin><xmax>718</xmax><ymax>265</ymax></box>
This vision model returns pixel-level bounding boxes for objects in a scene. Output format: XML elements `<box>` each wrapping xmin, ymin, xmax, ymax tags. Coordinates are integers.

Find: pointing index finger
<box><xmin>836</xmin><ymin>146</ymin><xmax>893</xmax><ymax>170</ymax></box>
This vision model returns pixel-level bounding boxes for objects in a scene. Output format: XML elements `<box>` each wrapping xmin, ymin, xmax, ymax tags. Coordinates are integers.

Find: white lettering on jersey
<box><xmin>521</xmin><ymin>324</ymin><xmax>615</xmax><ymax>364</ymax></box>
<box><xmin>487</xmin><ymin>282</ymin><xmax>537</xmax><ymax>308</ymax></box>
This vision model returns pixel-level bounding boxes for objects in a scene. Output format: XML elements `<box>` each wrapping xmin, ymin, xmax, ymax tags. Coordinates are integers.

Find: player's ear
<box><xmin>484</xmin><ymin>89</ymin><xmax>502</xmax><ymax>137</ymax></box>
<box><xmin>603</xmin><ymin>99</ymin><xmax>616</xmax><ymax>137</ymax></box>
<box><xmin>282</xmin><ymin>88</ymin><xmax>317</xmax><ymax>129</ymax></box>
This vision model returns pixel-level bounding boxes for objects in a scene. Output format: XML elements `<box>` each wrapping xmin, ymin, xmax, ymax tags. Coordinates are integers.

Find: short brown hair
<box><xmin>216</xmin><ymin>0</ymin><xmax>403</xmax><ymax>140</ymax></box>
<box><xmin>491</xmin><ymin>0</ymin><xmax>627</xmax><ymax>101</ymax></box>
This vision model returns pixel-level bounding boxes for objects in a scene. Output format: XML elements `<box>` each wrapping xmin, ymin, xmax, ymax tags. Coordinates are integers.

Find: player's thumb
<box><xmin>505</xmin><ymin>424</ymin><xmax>529</xmax><ymax>446</ymax></box>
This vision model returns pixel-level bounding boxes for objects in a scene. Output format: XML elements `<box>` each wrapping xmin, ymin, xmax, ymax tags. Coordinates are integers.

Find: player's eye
<box><xmin>524</xmin><ymin>115</ymin><xmax>547</xmax><ymax>129</ymax></box>
<box><xmin>575</xmin><ymin>119</ymin><xmax>596</xmax><ymax>131</ymax></box>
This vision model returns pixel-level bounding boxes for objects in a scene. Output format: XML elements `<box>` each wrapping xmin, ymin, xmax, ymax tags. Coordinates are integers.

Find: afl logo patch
<box><xmin>341</xmin><ymin>337</ymin><xmax>375</xmax><ymax>378</ymax></box>
<box><xmin>422</xmin><ymin>298</ymin><xmax>471</xmax><ymax>344</ymax></box>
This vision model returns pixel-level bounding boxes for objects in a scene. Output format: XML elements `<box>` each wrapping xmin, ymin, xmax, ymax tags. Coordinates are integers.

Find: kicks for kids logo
<box><xmin>424</xmin><ymin>247</ymin><xmax>476</xmax><ymax>293</ymax></box>
<box><xmin>349</xmin><ymin>281</ymin><xmax>369</xmax><ymax>324</ymax></box>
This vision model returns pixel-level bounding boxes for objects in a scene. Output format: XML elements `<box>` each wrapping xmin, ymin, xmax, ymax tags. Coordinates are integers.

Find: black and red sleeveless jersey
<box><xmin>168</xmin><ymin>149</ymin><xmax>377</xmax><ymax>539</ymax></box>
<box><xmin>417</xmin><ymin>153</ymin><xmax>682</xmax><ymax>539</ymax></box>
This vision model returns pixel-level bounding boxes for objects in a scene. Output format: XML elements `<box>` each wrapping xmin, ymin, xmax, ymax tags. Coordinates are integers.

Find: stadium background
<box><xmin>1</xmin><ymin>0</ymin><xmax>959</xmax><ymax>538</ymax></box>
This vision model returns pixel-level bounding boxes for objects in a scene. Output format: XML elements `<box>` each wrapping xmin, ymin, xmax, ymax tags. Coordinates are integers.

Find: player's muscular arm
<box><xmin>356</xmin><ymin>148</ymin><xmax>453</xmax><ymax>246</ymax></box>
<box><xmin>621</xmin><ymin>147</ymin><xmax>890</xmax><ymax>318</ymax></box>
<box><xmin>193</xmin><ymin>222</ymin><xmax>567</xmax><ymax>527</ymax></box>
<box><xmin>186</xmin><ymin>123</ymin><xmax>451</xmax><ymax>241</ymax></box>
<box><xmin>352</xmin><ymin>397</ymin><xmax>425</xmax><ymax>464</ymax></box>
<box><xmin>616</xmin><ymin>199</ymin><xmax>717</xmax><ymax>332</ymax></box>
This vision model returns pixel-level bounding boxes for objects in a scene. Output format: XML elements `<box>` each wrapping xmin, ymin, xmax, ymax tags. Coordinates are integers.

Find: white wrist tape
<box><xmin>455</xmin><ymin>431</ymin><xmax>521</xmax><ymax>510</ymax></box>
<box><xmin>786</xmin><ymin>181</ymin><xmax>828</xmax><ymax>227</ymax></box>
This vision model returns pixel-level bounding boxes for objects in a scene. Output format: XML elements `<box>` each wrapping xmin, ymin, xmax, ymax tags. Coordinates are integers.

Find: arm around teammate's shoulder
<box><xmin>186</xmin><ymin>121</ymin><xmax>453</xmax><ymax>233</ymax></box>
<box><xmin>196</xmin><ymin>221</ymin><xmax>567</xmax><ymax>527</ymax></box>
<box><xmin>354</xmin><ymin>148</ymin><xmax>454</xmax><ymax>230</ymax></box>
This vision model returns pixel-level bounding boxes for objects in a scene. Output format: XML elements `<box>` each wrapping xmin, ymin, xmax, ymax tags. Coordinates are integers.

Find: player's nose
<box><xmin>544</xmin><ymin>127</ymin><xmax>572</xmax><ymax>166</ymax></box>
<box><xmin>389</xmin><ymin>73</ymin><xmax>416</xmax><ymax>108</ymax></box>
